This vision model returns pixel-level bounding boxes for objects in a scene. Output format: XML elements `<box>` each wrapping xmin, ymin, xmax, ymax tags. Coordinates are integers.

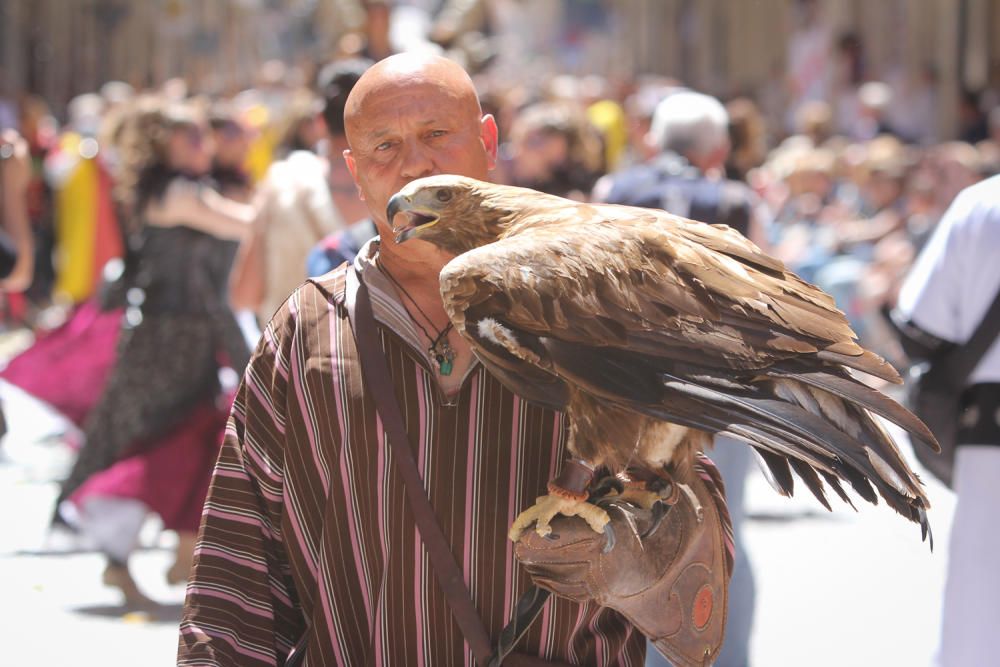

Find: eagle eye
<box><xmin>435</xmin><ymin>189</ymin><xmax>453</xmax><ymax>203</ymax></box>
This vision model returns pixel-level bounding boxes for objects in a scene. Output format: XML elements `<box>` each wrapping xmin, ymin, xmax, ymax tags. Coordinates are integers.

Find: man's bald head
<box><xmin>345</xmin><ymin>54</ymin><xmax>482</xmax><ymax>144</ymax></box>
<box><xmin>340</xmin><ymin>53</ymin><xmax>498</xmax><ymax>244</ymax></box>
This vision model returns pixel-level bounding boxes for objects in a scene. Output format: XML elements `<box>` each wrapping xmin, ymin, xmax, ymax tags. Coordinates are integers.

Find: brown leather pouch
<box><xmin>514</xmin><ymin>455</ymin><xmax>733</xmax><ymax>667</ymax></box>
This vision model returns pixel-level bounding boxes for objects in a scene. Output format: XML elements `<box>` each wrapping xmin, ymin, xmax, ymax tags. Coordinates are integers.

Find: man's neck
<box><xmin>375</xmin><ymin>238</ymin><xmax>454</xmax><ymax>324</ymax></box>
<box><xmin>374</xmin><ymin>237</ymin><xmax>478</xmax><ymax>394</ymax></box>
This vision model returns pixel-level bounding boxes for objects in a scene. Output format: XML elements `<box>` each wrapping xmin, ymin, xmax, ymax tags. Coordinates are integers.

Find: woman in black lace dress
<box><xmin>53</xmin><ymin>99</ymin><xmax>256</xmax><ymax>601</ymax></box>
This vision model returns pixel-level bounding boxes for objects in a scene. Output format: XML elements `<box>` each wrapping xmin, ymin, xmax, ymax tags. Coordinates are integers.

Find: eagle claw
<box><xmin>508</xmin><ymin>494</ymin><xmax>611</xmax><ymax>542</ymax></box>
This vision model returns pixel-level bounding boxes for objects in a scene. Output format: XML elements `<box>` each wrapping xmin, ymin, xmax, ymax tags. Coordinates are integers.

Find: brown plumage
<box><xmin>388</xmin><ymin>175</ymin><xmax>937</xmax><ymax>541</ymax></box>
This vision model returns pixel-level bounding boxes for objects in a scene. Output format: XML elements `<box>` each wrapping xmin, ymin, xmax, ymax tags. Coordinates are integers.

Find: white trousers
<box><xmin>937</xmin><ymin>445</ymin><xmax>1000</xmax><ymax>667</ymax></box>
<box><xmin>61</xmin><ymin>496</ymin><xmax>148</xmax><ymax>563</ymax></box>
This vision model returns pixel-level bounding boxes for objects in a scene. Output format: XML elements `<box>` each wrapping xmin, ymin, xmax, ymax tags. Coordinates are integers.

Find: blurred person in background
<box><xmin>503</xmin><ymin>100</ymin><xmax>604</xmax><ymax>199</ymax></box>
<box><xmin>794</xmin><ymin>100</ymin><xmax>835</xmax><ymax>148</ymax></box>
<box><xmin>850</xmin><ymin>82</ymin><xmax>896</xmax><ymax>141</ymax></box>
<box><xmin>785</xmin><ymin>0</ymin><xmax>832</xmax><ymax>133</ymax></box>
<box><xmin>1</xmin><ymin>129</ymin><xmax>37</xmax><ymax>295</ymax></box>
<box><xmin>303</xmin><ymin>57</ymin><xmax>396</xmax><ymax>276</ymax></box>
<box><xmin>886</xmin><ymin>63</ymin><xmax>940</xmax><ymax>145</ymax></box>
<box><xmin>232</xmin><ymin>58</ymin><xmax>372</xmax><ymax>323</ymax></box>
<box><xmin>788</xmin><ymin>138</ymin><xmax>909</xmax><ymax>354</ymax></box>
<box><xmin>335</xmin><ymin>0</ymin><xmax>396</xmax><ymax>62</ymax></box>
<box><xmin>957</xmin><ymin>89</ymin><xmax>989</xmax><ymax>145</ymax></box>
<box><xmin>208</xmin><ymin>108</ymin><xmax>254</xmax><ymax>204</ymax></box>
<box><xmin>44</xmin><ymin>93</ymin><xmax>124</xmax><ymax>306</ymax></box>
<box><xmin>0</xmin><ymin>128</ymin><xmax>34</xmax><ymax>438</ymax></box>
<box><xmin>0</xmin><ymin>78</ymin><xmax>16</xmax><ymax>131</ymax></box>
<box><xmin>832</xmin><ymin>137</ymin><xmax>909</xmax><ymax>250</ymax></box>
<box><xmin>208</xmin><ymin>106</ymin><xmax>259</xmax><ymax>348</ymax></box>
<box><xmin>600</xmin><ymin>90</ymin><xmax>769</xmax><ymax>247</ymax></box>
<box><xmin>272</xmin><ymin>90</ymin><xmax>326</xmax><ymax>159</ymax></box>
<box><xmin>16</xmin><ymin>94</ymin><xmax>59</xmax><ymax>311</ymax></box>
<box><xmin>829</xmin><ymin>31</ymin><xmax>866</xmax><ymax>139</ymax></box>
<box><xmin>620</xmin><ymin>78</ymin><xmax>680</xmax><ymax>168</ymax></box>
<box><xmin>932</xmin><ymin>141</ymin><xmax>984</xmax><ymax>213</ymax></box>
<box><xmin>725</xmin><ymin>97</ymin><xmax>769</xmax><ymax>183</ymax></box>
<box><xmin>893</xmin><ymin>174</ymin><xmax>1000</xmax><ymax>667</ymax></box>
<box><xmin>0</xmin><ymin>108</ymin><xmax>134</xmax><ymax>431</ymax></box>
<box><xmin>767</xmin><ymin>146</ymin><xmax>840</xmax><ymax>280</ymax></box>
<box><xmin>597</xmin><ymin>90</ymin><xmax>762</xmax><ymax>667</ymax></box>
<box><xmin>989</xmin><ymin>106</ymin><xmax>1000</xmax><ymax>147</ymax></box>
<box><xmin>50</xmin><ymin>99</ymin><xmax>256</xmax><ymax>603</ymax></box>
<box><xmin>586</xmin><ymin>96</ymin><xmax>629</xmax><ymax>176</ymax></box>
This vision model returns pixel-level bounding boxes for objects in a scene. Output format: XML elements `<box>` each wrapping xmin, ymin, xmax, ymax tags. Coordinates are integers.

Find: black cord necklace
<box><xmin>379</xmin><ymin>263</ymin><xmax>457</xmax><ymax>376</ymax></box>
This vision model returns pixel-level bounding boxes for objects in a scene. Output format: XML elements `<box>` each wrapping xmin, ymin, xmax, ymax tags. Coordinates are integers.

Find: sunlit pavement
<box><xmin>1</xmin><ymin>377</ymin><xmax>952</xmax><ymax>667</ymax></box>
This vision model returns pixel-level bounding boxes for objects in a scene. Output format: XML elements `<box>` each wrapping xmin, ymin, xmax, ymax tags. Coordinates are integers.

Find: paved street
<box><xmin>1</xmin><ymin>375</ymin><xmax>953</xmax><ymax>667</ymax></box>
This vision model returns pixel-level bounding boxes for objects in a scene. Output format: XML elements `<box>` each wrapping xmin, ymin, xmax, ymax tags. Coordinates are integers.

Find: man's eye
<box><xmin>375</xmin><ymin>141</ymin><xmax>394</xmax><ymax>152</ymax></box>
<box><xmin>428</xmin><ymin>130</ymin><xmax>448</xmax><ymax>139</ymax></box>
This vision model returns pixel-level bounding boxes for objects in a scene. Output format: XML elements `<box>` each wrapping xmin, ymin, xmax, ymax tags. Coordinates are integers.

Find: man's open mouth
<box><xmin>392</xmin><ymin>212</ymin><xmax>439</xmax><ymax>243</ymax></box>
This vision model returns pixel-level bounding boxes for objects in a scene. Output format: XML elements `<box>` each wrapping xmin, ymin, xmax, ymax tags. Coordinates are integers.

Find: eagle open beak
<box><xmin>386</xmin><ymin>192</ymin><xmax>440</xmax><ymax>244</ymax></box>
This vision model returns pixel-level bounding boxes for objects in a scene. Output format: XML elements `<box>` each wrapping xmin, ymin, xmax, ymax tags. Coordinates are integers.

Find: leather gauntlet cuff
<box><xmin>515</xmin><ymin>455</ymin><xmax>732</xmax><ymax>667</ymax></box>
<box><xmin>611</xmin><ymin>460</ymin><xmax>730</xmax><ymax>667</ymax></box>
<box><xmin>547</xmin><ymin>458</ymin><xmax>595</xmax><ymax>502</ymax></box>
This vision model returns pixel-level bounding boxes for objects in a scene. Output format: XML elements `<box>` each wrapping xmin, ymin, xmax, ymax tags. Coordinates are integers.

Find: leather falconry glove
<box><xmin>514</xmin><ymin>454</ymin><xmax>733</xmax><ymax>667</ymax></box>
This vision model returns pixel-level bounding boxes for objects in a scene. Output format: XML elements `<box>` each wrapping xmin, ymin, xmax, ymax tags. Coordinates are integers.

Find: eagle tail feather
<box><xmin>656</xmin><ymin>374</ymin><xmax>928</xmax><ymax>529</ymax></box>
<box><xmin>787</xmin><ymin>457</ymin><xmax>833</xmax><ymax>512</ymax></box>
<box><xmin>819</xmin><ymin>470</ymin><xmax>856</xmax><ymax>509</ymax></box>
<box><xmin>775</xmin><ymin>366</ymin><xmax>940</xmax><ymax>453</ymax></box>
<box><xmin>749</xmin><ymin>446</ymin><xmax>795</xmax><ymax>497</ymax></box>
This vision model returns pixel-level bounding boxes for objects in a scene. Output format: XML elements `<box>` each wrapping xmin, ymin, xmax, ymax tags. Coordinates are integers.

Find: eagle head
<box><xmin>386</xmin><ymin>175</ymin><xmax>519</xmax><ymax>255</ymax></box>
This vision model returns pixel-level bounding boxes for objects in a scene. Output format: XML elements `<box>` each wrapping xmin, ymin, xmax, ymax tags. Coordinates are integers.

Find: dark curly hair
<box><xmin>112</xmin><ymin>96</ymin><xmax>200</xmax><ymax>221</ymax></box>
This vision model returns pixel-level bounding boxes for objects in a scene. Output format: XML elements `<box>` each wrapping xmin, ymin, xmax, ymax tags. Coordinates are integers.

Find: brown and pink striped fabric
<box><xmin>178</xmin><ymin>245</ymin><xmax>644</xmax><ymax>666</ymax></box>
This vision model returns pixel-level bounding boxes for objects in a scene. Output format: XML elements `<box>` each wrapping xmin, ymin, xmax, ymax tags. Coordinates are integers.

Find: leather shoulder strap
<box><xmin>345</xmin><ymin>266</ymin><xmax>495</xmax><ymax>666</ymax></box>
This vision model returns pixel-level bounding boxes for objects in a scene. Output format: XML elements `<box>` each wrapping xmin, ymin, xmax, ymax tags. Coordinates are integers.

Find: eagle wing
<box><xmin>440</xmin><ymin>202</ymin><xmax>934</xmax><ymax>529</ymax></box>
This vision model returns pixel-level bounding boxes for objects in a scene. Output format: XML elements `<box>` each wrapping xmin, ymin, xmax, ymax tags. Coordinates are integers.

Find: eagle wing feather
<box><xmin>440</xmin><ymin>203</ymin><xmax>933</xmax><ymax>527</ymax></box>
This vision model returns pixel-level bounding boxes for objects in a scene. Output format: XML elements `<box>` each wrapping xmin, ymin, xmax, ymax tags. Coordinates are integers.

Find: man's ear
<box><xmin>343</xmin><ymin>149</ymin><xmax>365</xmax><ymax>200</ymax></box>
<box><xmin>480</xmin><ymin>114</ymin><xmax>499</xmax><ymax>170</ymax></box>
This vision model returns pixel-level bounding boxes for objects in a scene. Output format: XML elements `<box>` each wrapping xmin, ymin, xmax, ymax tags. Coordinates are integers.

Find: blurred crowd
<box><xmin>0</xmin><ymin>1</ymin><xmax>998</xmax><ymax>663</ymax></box>
<box><xmin>3</xmin><ymin>50</ymin><xmax>997</xmax><ymax>361</ymax></box>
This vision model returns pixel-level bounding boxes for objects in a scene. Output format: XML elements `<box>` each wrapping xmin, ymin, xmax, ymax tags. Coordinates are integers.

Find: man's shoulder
<box><xmin>604</xmin><ymin>163</ymin><xmax>666</xmax><ymax>206</ymax></box>
<box><xmin>607</xmin><ymin>162</ymin><xmax>662</xmax><ymax>188</ymax></box>
<box><xmin>261</xmin><ymin>264</ymin><xmax>349</xmax><ymax>331</ymax></box>
<box><xmin>956</xmin><ymin>175</ymin><xmax>1000</xmax><ymax>221</ymax></box>
<box><xmin>304</xmin><ymin>262</ymin><xmax>350</xmax><ymax>307</ymax></box>
<box><xmin>931</xmin><ymin>176</ymin><xmax>1000</xmax><ymax>254</ymax></box>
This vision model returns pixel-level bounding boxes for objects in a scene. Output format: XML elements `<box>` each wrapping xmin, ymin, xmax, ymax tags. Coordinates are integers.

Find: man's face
<box><xmin>344</xmin><ymin>80</ymin><xmax>497</xmax><ymax>231</ymax></box>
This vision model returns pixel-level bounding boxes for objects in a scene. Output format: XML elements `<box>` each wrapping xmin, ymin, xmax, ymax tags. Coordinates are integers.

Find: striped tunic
<box><xmin>178</xmin><ymin>245</ymin><xmax>644</xmax><ymax>666</ymax></box>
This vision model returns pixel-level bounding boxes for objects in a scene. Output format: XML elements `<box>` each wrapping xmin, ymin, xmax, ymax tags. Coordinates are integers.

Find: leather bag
<box><xmin>904</xmin><ymin>287</ymin><xmax>1000</xmax><ymax>488</ymax></box>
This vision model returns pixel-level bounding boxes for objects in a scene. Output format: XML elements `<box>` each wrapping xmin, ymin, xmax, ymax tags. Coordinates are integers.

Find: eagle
<box><xmin>386</xmin><ymin>174</ymin><xmax>937</xmax><ymax>544</ymax></box>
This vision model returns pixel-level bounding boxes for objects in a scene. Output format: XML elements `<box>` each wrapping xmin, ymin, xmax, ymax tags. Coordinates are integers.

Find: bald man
<box><xmin>178</xmin><ymin>55</ymin><xmax>645</xmax><ymax>666</ymax></box>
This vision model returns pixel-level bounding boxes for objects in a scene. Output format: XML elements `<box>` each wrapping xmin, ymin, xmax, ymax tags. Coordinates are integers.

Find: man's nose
<box><xmin>398</xmin><ymin>138</ymin><xmax>435</xmax><ymax>180</ymax></box>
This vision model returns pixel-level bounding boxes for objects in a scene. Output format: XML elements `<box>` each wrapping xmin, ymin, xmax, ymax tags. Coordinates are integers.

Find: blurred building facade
<box><xmin>1</xmin><ymin>0</ymin><xmax>998</xmax><ymax>137</ymax></box>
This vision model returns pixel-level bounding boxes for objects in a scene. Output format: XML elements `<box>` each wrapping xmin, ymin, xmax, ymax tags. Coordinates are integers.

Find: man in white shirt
<box><xmin>896</xmin><ymin>174</ymin><xmax>1000</xmax><ymax>667</ymax></box>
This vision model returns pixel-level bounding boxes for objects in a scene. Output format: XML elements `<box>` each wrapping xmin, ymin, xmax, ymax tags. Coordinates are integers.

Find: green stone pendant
<box><xmin>438</xmin><ymin>356</ymin><xmax>453</xmax><ymax>376</ymax></box>
<box><xmin>432</xmin><ymin>341</ymin><xmax>456</xmax><ymax>376</ymax></box>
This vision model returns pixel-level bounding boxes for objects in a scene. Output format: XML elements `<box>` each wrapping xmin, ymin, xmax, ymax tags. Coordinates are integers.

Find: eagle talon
<box><xmin>613</xmin><ymin>484</ymin><xmax>664</xmax><ymax>510</ymax></box>
<box><xmin>509</xmin><ymin>493</ymin><xmax>611</xmax><ymax>542</ymax></box>
<box><xmin>602</xmin><ymin>523</ymin><xmax>616</xmax><ymax>553</ymax></box>
<box><xmin>641</xmin><ymin>501</ymin><xmax>670</xmax><ymax>539</ymax></box>
<box><xmin>589</xmin><ymin>476</ymin><xmax>624</xmax><ymax>500</ymax></box>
